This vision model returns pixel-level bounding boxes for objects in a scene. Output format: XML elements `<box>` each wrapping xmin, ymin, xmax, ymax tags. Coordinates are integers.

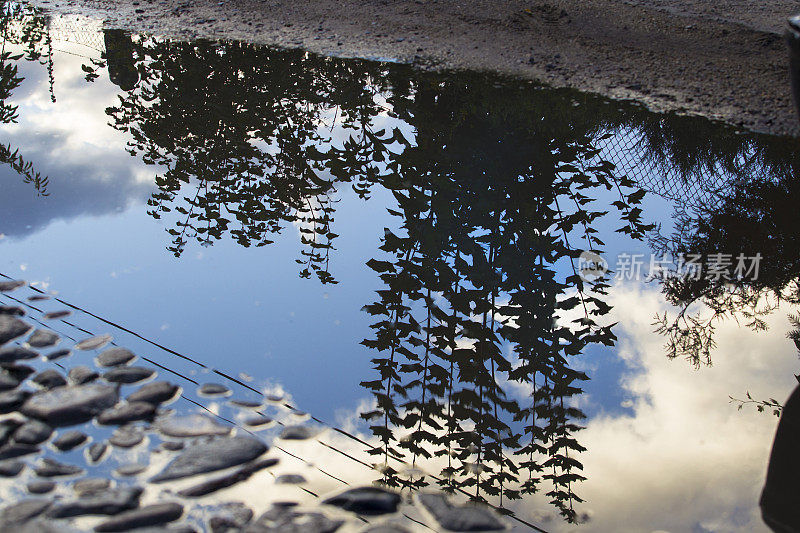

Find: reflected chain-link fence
<box><xmin>47</xmin><ymin>14</ymin><xmax>105</xmax><ymax>53</ymax></box>
<box><xmin>597</xmin><ymin>126</ymin><xmax>739</xmax><ymax>209</ymax></box>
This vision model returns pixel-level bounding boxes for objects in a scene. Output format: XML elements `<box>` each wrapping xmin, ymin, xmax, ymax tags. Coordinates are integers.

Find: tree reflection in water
<box><xmin>6</xmin><ymin>8</ymin><xmax>800</xmax><ymax>522</ymax></box>
<box><xmin>99</xmin><ymin>33</ymin><xmax>666</xmax><ymax>519</ymax></box>
<box><xmin>96</xmin><ymin>29</ymin><xmax>800</xmax><ymax>521</ymax></box>
<box><xmin>642</xmin><ymin>119</ymin><xmax>800</xmax><ymax>369</ymax></box>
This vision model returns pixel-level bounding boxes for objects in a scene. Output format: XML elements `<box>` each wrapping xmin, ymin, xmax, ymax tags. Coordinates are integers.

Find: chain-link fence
<box><xmin>48</xmin><ymin>15</ymin><xmax>104</xmax><ymax>49</ymax></box>
<box><xmin>596</xmin><ymin>126</ymin><xmax>740</xmax><ymax>209</ymax></box>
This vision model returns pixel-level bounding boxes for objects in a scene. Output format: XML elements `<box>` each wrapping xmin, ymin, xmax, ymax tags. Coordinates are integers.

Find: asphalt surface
<box><xmin>30</xmin><ymin>0</ymin><xmax>800</xmax><ymax>136</ymax></box>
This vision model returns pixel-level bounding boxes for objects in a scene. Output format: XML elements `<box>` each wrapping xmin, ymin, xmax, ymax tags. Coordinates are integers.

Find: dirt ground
<box><xmin>30</xmin><ymin>0</ymin><xmax>800</xmax><ymax>136</ymax></box>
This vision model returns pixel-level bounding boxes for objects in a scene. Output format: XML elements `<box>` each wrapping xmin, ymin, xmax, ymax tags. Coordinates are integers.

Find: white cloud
<box><xmin>262</xmin><ymin>280</ymin><xmax>797</xmax><ymax>532</ymax></box>
<box><xmin>523</xmin><ymin>281</ymin><xmax>797</xmax><ymax>532</ymax></box>
<box><xmin>2</xmin><ymin>35</ymin><xmax>138</xmax><ymax>173</ymax></box>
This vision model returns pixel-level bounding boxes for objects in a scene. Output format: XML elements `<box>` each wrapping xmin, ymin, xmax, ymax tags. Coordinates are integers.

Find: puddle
<box><xmin>1</xmin><ymin>3</ymin><xmax>800</xmax><ymax>532</ymax></box>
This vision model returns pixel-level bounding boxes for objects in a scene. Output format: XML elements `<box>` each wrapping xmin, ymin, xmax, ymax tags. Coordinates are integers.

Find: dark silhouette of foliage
<box><xmin>103</xmin><ymin>37</ymin><xmax>408</xmax><ymax>282</ymax></box>
<box><xmin>95</xmin><ymin>37</ymin><xmax>659</xmax><ymax>520</ymax></box>
<box><xmin>652</xmin><ymin>156</ymin><xmax>800</xmax><ymax>366</ymax></box>
<box><xmin>98</xmin><ymin>35</ymin><xmax>800</xmax><ymax>283</ymax></box>
<box><xmin>354</xmin><ymin>76</ymin><xmax>651</xmax><ymax>520</ymax></box>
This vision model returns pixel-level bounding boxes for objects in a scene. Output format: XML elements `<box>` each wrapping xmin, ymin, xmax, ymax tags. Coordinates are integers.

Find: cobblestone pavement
<box><xmin>0</xmin><ymin>279</ymin><xmax>520</xmax><ymax>532</ymax></box>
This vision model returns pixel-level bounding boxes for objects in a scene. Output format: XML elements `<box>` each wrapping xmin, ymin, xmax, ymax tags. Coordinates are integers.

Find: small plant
<box><xmin>729</xmin><ymin>392</ymin><xmax>783</xmax><ymax>418</ymax></box>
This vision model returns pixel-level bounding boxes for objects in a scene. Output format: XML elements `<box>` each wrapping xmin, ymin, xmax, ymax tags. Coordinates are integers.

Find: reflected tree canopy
<box><xmin>6</xmin><ymin>11</ymin><xmax>800</xmax><ymax>521</ymax></box>
<box><xmin>653</xmin><ymin>159</ymin><xmax>800</xmax><ymax>368</ymax></box>
<box><xmin>105</xmin><ymin>37</ymin><xmax>400</xmax><ymax>282</ymax></box>
<box><xmin>96</xmin><ymin>33</ymin><xmax>800</xmax><ymax>519</ymax></box>
<box><xmin>356</xmin><ymin>96</ymin><xmax>639</xmax><ymax>518</ymax></box>
<box><xmin>642</xmin><ymin>113</ymin><xmax>800</xmax><ymax>367</ymax></box>
<box><xmin>97</xmin><ymin>35</ymin><xmax>660</xmax><ymax>520</ymax></box>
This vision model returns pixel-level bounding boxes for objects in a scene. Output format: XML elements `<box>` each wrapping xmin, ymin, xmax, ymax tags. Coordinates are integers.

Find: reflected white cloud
<box><xmin>272</xmin><ymin>281</ymin><xmax>798</xmax><ymax>532</ymax></box>
<box><xmin>0</xmin><ymin>42</ymin><xmax>154</xmax><ymax>239</ymax></box>
<box><xmin>517</xmin><ymin>281</ymin><xmax>797</xmax><ymax>532</ymax></box>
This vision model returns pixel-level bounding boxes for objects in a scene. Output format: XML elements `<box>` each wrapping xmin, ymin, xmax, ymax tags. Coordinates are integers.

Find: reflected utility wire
<box><xmin>0</xmin><ymin>288</ymin><xmax>415</xmax><ymax>528</ymax></box>
<box><xmin>0</xmin><ymin>289</ymin><xmax>377</xmax><ymax>516</ymax></box>
<box><xmin>0</xmin><ymin>272</ymin><xmax>547</xmax><ymax>532</ymax></box>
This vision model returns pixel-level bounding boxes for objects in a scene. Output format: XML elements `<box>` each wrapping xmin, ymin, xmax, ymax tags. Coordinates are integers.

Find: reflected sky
<box><xmin>0</xmin><ymin>43</ymin><xmax>153</xmax><ymax>238</ymax></box>
<box><xmin>1</xmin><ymin>10</ymin><xmax>799</xmax><ymax>532</ymax></box>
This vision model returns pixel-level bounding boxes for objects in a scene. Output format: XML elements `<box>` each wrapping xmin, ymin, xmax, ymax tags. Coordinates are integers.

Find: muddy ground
<box><xmin>30</xmin><ymin>0</ymin><xmax>800</xmax><ymax>136</ymax></box>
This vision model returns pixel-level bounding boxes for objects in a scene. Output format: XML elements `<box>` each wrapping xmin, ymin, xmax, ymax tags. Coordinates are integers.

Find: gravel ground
<box><xmin>28</xmin><ymin>0</ymin><xmax>800</xmax><ymax>137</ymax></box>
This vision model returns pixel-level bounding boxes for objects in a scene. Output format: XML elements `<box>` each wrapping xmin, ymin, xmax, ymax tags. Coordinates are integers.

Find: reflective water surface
<box><xmin>2</xmin><ymin>3</ymin><xmax>800</xmax><ymax>531</ymax></box>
